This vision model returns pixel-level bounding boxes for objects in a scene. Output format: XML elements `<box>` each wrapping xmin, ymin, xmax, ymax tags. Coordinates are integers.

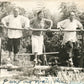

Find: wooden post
<box><xmin>0</xmin><ymin>37</ymin><xmax>1</xmax><ymax>66</ymax></box>
<box><xmin>0</xmin><ymin>24</ymin><xmax>3</xmax><ymax>66</ymax></box>
<box><xmin>80</xmin><ymin>31</ymin><xmax>84</xmax><ymax>67</ymax></box>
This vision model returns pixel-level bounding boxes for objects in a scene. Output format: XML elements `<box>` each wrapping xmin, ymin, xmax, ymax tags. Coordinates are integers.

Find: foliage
<box><xmin>59</xmin><ymin>2</ymin><xmax>79</xmax><ymax>20</ymax></box>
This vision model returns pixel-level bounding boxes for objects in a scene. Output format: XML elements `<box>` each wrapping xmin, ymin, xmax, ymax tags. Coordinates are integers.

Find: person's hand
<box><xmin>29</xmin><ymin>27</ymin><xmax>32</xmax><ymax>31</ymax></box>
<box><xmin>81</xmin><ymin>28</ymin><xmax>83</xmax><ymax>31</ymax></box>
<box><xmin>0</xmin><ymin>24</ymin><xmax>5</xmax><ymax>28</ymax></box>
<box><xmin>59</xmin><ymin>28</ymin><xmax>63</xmax><ymax>32</ymax></box>
<box><xmin>24</xmin><ymin>27</ymin><xmax>28</xmax><ymax>31</ymax></box>
<box><xmin>47</xmin><ymin>28</ymin><xmax>51</xmax><ymax>32</ymax></box>
<box><xmin>80</xmin><ymin>28</ymin><xmax>83</xmax><ymax>34</ymax></box>
<box><xmin>0</xmin><ymin>23</ymin><xmax>4</xmax><ymax>28</ymax></box>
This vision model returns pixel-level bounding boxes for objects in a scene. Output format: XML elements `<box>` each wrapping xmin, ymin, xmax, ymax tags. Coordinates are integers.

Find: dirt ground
<box><xmin>0</xmin><ymin>50</ymin><xmax>84</xmax><ymax>84</ymax></box>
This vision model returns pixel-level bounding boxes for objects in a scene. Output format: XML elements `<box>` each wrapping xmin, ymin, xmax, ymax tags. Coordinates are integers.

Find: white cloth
<box><xmin>32</xmin><ymin>35</ymin><xmax>43</xmax><ymax>55</ymax></box>
<box><xmin>1</xmin><ymin>15</ymin><xmax>30</xmax><ymax>38</ymax></box>
<box><xmin>57</xmin><ymin>19</ymin><xmax>83</xmax><ymax>44</ymax></box>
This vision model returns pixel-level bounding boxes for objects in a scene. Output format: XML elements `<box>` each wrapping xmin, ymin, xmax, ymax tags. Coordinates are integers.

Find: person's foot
<box><xmin>68</xmin><ymin>58</ymin><xmax>74</xmax><ymax>67</ymax></box>
<box><xmin>7</xmin><ymin>57</ymin><xmax>12</xmax><ymax>62</ymax></box>
<box><xmin>7</xmin><ymin>63</ymin><xmax>14</xmax><ymax>67</ymax></box>
<box><xmin>34</xmin><ymin>58</ymin><xmax>38</xmax><ymax>63</ymax></box>
<box><xmin>33</xmin><ymin>58</ymin><xmax>38</xmax><ymax>66</ymax></box>
<box><xmin>7</xmin><ymin>57</ymin><xmax>13</xmax><ymax>67</ymax></box>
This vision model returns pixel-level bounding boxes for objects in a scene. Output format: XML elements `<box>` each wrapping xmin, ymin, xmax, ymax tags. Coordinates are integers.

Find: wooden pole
<box><xmin>0</xmin><ymin>36</ymin><xmax>1</xmax><ymax>73</ymax></box>
<box><xmin>34</xmin><ymin>65</ymin><xmax>84</xmax><ymax>71</ymax></box>
<box><xmin>1</xmin><ymin>26</ymin><xmax>84</xmax><ymax>32</ymax></box>
<box><xmin>17</xmin><ymin>52</ymin><xmax>59</xmax><ymax>56</ymax></box>
<box><xmin>0</xmin><ymin>37</ymin><xmax>1</xmax><ymax>66</ymax></box>
<box><xmin>80</xmin><ymin>31</ymin><xmax>84</xmax><ymax>67</ymax></box>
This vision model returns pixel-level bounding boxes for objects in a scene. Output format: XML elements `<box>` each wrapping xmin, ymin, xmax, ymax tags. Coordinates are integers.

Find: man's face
<box><xmin>38</xmin><ymin>12</ymin><xmax>44</xmax><ymax>19</ymax></box>
<box><xmin>69</xmin><ymin>12</ymin><xmax>75</xmax><ymax>20</ymax></box>
<box><xmin>13</xmin><ymin>9</ymin><xmax>19</xmax><ymax>17</ymax></box>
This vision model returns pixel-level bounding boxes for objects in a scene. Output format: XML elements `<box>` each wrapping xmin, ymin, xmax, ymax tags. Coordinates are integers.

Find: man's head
<box><xmin>37</xmin><ymin>10</ymin><xmax>44</xmax><ymax>19</ymax></box>
<box><xmin>69</xmin><ymin>12</ymin><xmax>75</xmax><ymax>21</ymax></box>
<box><xmin>13</xmin><ymin>8</ymin><xmax>19</xmax><ymax>17</ymax></box>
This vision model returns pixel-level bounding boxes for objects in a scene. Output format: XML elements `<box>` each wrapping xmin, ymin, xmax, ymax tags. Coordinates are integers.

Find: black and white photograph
<box><xmin>0</xmin><ymin>0</ymin><xmax>84</xmax><ymax>84</ymax></box>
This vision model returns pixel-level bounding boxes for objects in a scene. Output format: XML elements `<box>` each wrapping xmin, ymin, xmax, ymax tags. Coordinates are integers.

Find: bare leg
<box><xmin>13</xmin><ymin>38</ymin><xmax>20</xmax><ymax>61</ymax></box>
<box><xmin>13</xmin><ymin>53</ymin><xmax>17</xmax><ymax>61</ymax></box>
<box><xmin>68</xmin><ymin>43</ymin><xmax>74</xmax><ymax>67</ymax></box>
<box><xmin>66</xmin><ymin>41</ymin><xmax>74</xmax><ymax>67</ymax></box>
<box><xmin>8</xmin><ymin>51</ymin><xmax>12</xmax><ymax>61</ymax></box>
<box><xmin>9</xmin><ymin>51</ymin><xmax>11</xmax><ymax>58</ymax></box>
<box><xmin>69</xmin><ymin>49</ymin><xmax>73</xmax><ymax>58</ymax></box>
<box><xmin>35</xmin><ymin>52</ymin><xmax>38</xmax><ymax>59</ymax></box>
<box><xmin>7</xmin><ymin>51</ymin><xmax>12</xmax><ymax>64</ymax></box>
<box><xmin>34</xmin><ymin>52</ymin><xmax>38</xmax><ymax>66</ymax></box>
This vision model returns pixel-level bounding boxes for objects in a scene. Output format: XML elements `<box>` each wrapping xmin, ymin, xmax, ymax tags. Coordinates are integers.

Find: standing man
<box><xmin>57</xmin><ymin>12</ymin><xmax>83</xmax><ymax>66</ymax></box>
<box><xmin>1</xmin><ymin>8</ymin><xmax>30</xmax><ymax>61</ymax></box>
<box><xmin>30</xmin><ymin>10</ymin><xmax>53</xmax><ymax>65</ymax></box>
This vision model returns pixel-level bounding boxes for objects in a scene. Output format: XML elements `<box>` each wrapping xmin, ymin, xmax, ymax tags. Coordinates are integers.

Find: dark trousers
<box><xmin>7</xmin><ymin>38</ymin><xmax>20</xmax><ymax>54</ymax></box>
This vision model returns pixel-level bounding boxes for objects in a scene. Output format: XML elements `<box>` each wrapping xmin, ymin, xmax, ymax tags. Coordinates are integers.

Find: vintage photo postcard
<box><xmin>0</xmin><ymin>0</ymin><xmax>84</xmax><ymax>84</ymax></box>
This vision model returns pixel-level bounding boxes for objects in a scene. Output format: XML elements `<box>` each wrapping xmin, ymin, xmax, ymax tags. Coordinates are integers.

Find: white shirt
<box><xmin>1</xmin><ymin>15</ymin><xmax>30</xmax><ymax>38</ymax></box>
<box><xmin>57</xmin><ymin>19</ymin><xmax>83</xmax><ymax>44</ymax></box>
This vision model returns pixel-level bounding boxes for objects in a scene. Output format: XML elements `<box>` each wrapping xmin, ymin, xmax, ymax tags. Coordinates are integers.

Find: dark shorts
<box><xmin>7</xmin><ymin>38</ymin><xmax>20</xmax><ymax>54</ymax></box>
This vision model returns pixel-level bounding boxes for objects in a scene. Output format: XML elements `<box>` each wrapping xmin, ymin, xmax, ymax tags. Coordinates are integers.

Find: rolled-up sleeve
<box><xmin>1</xmin><ymin>15</ymin><xmax>9</xmax><ymax>27</ymax></box>
<box><xmin>21</xmin><ymin>16</ymin><xmax>30</xmax><ymax>29</ymax></box>
<box><xmin>77</xmin><ymin>20</ymin><xmax>83</xmax><ymax>29</ymax></box>
<box><xmin>25</xmin><ymin>18</ymin><xmax>30</xmax><ymax>29</ymax></box>
<box><xmin>57</xmin><ymin>20</ymin><xmax>66</xmax><ymax>29</ymax></box>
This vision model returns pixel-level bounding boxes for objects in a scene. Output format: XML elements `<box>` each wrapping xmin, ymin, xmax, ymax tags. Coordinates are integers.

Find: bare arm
<box><xmin>43</xmin><ymin>18</ymin><xmax>53</xmax><ymax>29</ymax></box>
<box><xmin>77</xmin><ymin>20</ymin><xmax>83</xmax><ymax>30</ymax></box>
<box><xmin>57</xmin><ymin>20</ymin><xmax>66</xmax><ymax>30</ymax></box>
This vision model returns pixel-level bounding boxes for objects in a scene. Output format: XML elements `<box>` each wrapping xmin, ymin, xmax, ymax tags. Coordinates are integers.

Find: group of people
<box><xmin>1</xmin><ymin>8</ymin><xmax>83</xmax><ymax>66</ymax></box>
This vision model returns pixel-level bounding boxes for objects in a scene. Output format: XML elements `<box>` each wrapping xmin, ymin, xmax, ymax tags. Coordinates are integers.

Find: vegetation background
<box><xmin>0</xmin><ymin>1</ymin><xmax>84</xmax><ymax>67</ymax></box>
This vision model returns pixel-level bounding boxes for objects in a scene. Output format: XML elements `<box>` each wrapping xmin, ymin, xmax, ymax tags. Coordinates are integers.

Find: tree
<box><xmin>59</xmin><ymin>2</ymin><xmax>78</xmax><ymax>20</ymax></box>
